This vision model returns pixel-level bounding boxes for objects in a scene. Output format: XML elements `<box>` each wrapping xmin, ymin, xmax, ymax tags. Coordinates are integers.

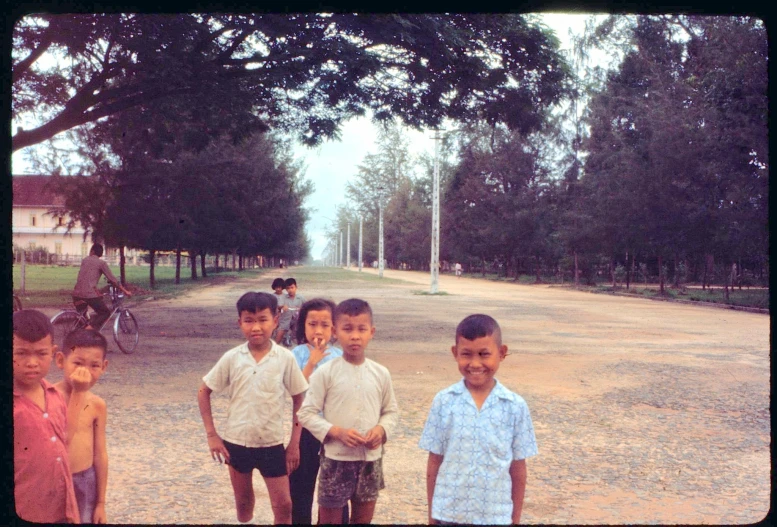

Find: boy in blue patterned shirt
<box><xmin>419</xmin><ymin>314</ymin><xmax>537</xmax><ymax>525</ymax></box>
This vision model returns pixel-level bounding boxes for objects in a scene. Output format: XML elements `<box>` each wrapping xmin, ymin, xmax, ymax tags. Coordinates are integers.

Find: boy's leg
<box><xmin>263</xmin><ymin>476</ymin><xmax>292</xmax><ymax>524</ymax></box>
<box><xmin>289</xmin><ymin>429</ymin><xmax>320</xmax><ymax>524</ymax></box>
<box><xmin>228</xmin><ymin>466</ymin><xmax>256</xmax><ymax>522</ymax></box>
<box><xmin>319</xmin><ymin>505</ymin><xmax>347</xmax><ymax>525</ymax></box>
<box><xmin>350</xmin><ymin>500</ymin><xmax>377</xmax><ymax>524</ymax></box>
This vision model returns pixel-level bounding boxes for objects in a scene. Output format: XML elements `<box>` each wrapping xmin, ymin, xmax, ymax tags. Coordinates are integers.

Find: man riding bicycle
<box><xmin>73</xmin><ymin>244</ymin><xmax>132</xmax><ymax>330</ymax></box>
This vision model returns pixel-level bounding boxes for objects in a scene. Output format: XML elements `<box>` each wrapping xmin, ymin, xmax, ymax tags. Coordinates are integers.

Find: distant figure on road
<box><xmin>72</xmin><ymin>244</ymin><xmax>132</xmax><ymax>329</ymax></box>
<box><xmin>419</xmin><ymin>314</ymin><xmax>537</xmax><ymax>525</ymax></box>
<box><xmin>454</xmin><ymin>262</ymin><xmax>462</xmax><ymax>278</ymax></box>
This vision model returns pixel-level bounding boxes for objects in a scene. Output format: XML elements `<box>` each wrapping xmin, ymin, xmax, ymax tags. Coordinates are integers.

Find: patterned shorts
<box><xmin>317</xmin><ymin>454</ymin><xmax>385</xmax><ymax>508</ymax></box>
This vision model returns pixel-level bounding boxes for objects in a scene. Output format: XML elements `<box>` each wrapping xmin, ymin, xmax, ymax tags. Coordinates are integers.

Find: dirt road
<box><xmin>44</xmin><ymin>267</ymin><xmax>770</xmax><ymax>524</ymax></box>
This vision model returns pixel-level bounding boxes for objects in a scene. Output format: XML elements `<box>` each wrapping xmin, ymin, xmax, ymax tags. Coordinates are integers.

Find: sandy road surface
<box><xmin>42</xmin><ymin>267</ymin><xmax>770</xmax><ymax>524</ymax></box>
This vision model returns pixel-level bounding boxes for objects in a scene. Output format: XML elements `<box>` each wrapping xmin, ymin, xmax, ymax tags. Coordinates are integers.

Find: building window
<box><xmin>57</xmin><ymin>216</ymin><xmax>65</xmax><ymax>227</ymax></box>
<box><xmin>30</xmin><ymin>215</ymin><xmax>36</xmax><ymax>227</ymax></box>
<box><xmin>55</xmin><ymin>242</ymin><xmax>62</xmax><ymax>255</ymax></box>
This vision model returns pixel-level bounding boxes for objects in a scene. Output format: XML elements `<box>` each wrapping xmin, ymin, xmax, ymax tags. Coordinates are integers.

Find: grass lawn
<box><xmin>12</xmin><ymin>264</ymin><xmax>268</xmax><ymax>309</ymax></box>
<box><xmin>591</xmin><ymin>284</ymin><xmax>769</xmax><ymax>310</ymax></box>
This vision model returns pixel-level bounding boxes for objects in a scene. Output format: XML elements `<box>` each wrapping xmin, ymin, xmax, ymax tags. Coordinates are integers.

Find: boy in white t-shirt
<box><xmin>197</xmin><ymin>292</ymin><xmax>308</xmax><ymax>524</ymax></box>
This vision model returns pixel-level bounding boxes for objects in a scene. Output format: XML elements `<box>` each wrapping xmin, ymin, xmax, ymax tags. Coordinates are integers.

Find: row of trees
<box><xmin>12</xmin><ymin>13</ymin><xmax>572</xmax><ymax>288</ymax></box>
<box><xmin>330</xmin><ymin>16</ymin><xmax>767</xmax><ymax>297</ymax></box>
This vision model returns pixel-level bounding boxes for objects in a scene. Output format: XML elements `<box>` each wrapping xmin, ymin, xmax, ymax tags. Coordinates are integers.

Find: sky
<box><xmin>11</xmin><ymin>13</ymin><xmax>598</xmax><ymax>262</ymax></box>
<box><xmin>297</xmin><ymin>13</ymin><xmax>595</xmax><ymax>260</ymax></box>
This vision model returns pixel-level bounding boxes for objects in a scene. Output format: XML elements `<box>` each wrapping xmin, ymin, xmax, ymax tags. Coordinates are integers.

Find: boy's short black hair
<box><xmin>12</xmin><ymin>309</ymin><xmax>54</xmax><ymax>343</ymax></box>
<box><xmin>271</xmin><ymin>278</ymin><xmax>285</xmax><ymax>290</ymax></box>
<box><xmin>236</xmin><ymin>292</ymin><xmax>278</xmax><ymax>316</ymax></box>
<box><xmin>90</xmin><ymin>243</ymin><xmax>104</xmax><ymax>257</ymax></box>
<box><xmin>455</xmin><ymin>314</ymin><xmax>502</xmax><ymax>346</ymax></box>
<box><xmin>284</xmin><ymin>277</ymin><xmax>297</xmax><ymax>288</ymax></box>
<box><xmin>296</xmin><ymin>298</ymin><xmax>337</xmax><ymax>344</ymax></box>
<box><xmin>334</xmin><ymin>298</ymin><xmax>372</xmax><ymax>325</ymax></box>
<box><xmin>62</xmin><ymin>328</ymin><xmax>108</xmax><ymax>359</ymax></box>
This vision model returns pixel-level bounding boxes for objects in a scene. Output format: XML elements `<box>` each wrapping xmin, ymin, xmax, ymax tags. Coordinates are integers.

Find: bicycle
<box><xmin>13</xmin><ymin>294</ymin><xmax>23</xmax><ymax>312</ymax></box>
<box><xmin>50</xmin><ymin>285</ymin><xmax>139</xmax><ymax>354</ymax></box>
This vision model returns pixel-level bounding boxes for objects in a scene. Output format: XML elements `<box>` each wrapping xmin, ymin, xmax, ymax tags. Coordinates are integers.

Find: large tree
<box><xmin>12</xmin><ymin>13</ymin><xmax>571</xmax><ymax>152</ymax></box>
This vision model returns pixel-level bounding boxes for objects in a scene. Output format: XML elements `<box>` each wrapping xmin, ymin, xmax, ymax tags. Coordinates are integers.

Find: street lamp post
<box><xmin>339</xmin><ymin>231</ymin><xmax>343</xmax><ymax>267</ymax></box>
<box><xmin>347</xmin><ymin>223</ymin><xmax>351</xmax><ymax>269</ymax></box>
<box><xmin>430</xmin><ymin>128</ymin><xmax>442</xmax><ymax>293</ymax></box>
<box><xmin>358</xmin><ymin>215</ymin><xmax>363</xmax><ymax>272</ymax></box>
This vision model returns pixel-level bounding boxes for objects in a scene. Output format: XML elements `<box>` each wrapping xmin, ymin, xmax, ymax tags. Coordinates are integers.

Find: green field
<box><xmin>12</xmin><ymin>264</ymin><xmax>269</xmax><ymax>309</ymax></box>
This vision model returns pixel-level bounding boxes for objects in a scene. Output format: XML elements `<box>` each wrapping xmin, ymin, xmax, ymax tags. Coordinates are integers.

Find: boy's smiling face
<box><xmin>451</xmin><ymin>333</ymin><xmax>507</xmax><ymax>391</ymax></box>
<box><xmin>238</xmin><ymin>308</ymin><xmax>277</xmax><ymax>350</ymax></box>
<box><xmin>13</xmin><ymin>334</ymin><xmax>56</xmax><ymax>389</ymax></box>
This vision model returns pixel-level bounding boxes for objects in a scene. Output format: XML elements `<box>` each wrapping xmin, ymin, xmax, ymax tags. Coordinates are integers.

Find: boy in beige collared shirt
<box><xmin>298</xmin><ymin>298</ymin><xmax>398</xmax><ymax>524</ymax></box>
<box><xmin>198</xmin><ymin>292</ymin><xmax>308</xmax><ymax>524</ymax></box>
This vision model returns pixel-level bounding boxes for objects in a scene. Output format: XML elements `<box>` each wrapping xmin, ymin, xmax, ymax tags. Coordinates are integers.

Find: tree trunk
<box><xmin>190</xmin><ymin>250</ymin><xmax>198</xmax><ymax>280</ymax></box>
<box><xmin>724</xmin><ymin>262</ymin><xmax>731</xmax><ymax>301</ymax></box>
<box><xmin>175</xmin><ymin>246</ymin><xmax>181</xmax><ymax>285</ymax></box>
<box><xmin>535</xmin><ymin>255</ymin><xmax>541</xmax><ymax>284</ymax></box>
<box><xmin>200</xmin><ymin>251</ymin><xmax>207</xmax><ymax>278</ymax></box>
<box><xmin>611</xmin><ymin>258</ymin><xmax>616</xmax><ymax>288</ymax></box>
<box><xmin>481</xmin><ymin>256</ymin><xmax>486</xmax><ymax>277</ymax></box>
<box><xmin>232</xmin><ymin>250</ymin><xmax>236</xmax><ymax>271</ymax></box>
<box><xmin>574</xmin><ymin>251</ymin><xmax>579</xmax><ymax>288</ymax></box>
<box><xmin>214</xmin><ymin>253</ymin><xmax>219</xmax><ymax>272</ymax></box>
<box><xmin>119</xmin><ymin>245</ymin><xmax>126</xmax><ymax>286</ymax></box>
<box><xmin>625</xmin><ymin>251</ymin><xmax>631</xmax><ymax>290</ymax></box>
<box><xmin>672</xmin><ymin>252</ymin><xmax>680</xmax><ymax>288</ymax></box>
<box><xmin>658</xmin><ymin>255</ymin><xmax>665</xmax><ymax>295</ymax></box>
<box><xmin>149</xmin><ymin>249</ymin><xmax>156</xmax><ymax>290</ymax></box>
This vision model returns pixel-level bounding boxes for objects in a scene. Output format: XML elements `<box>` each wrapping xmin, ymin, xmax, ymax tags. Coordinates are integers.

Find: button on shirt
<box><xmin>298</xmin><ymin>357</ymin><xmax>398</xmax><ymax>461</ymax></box>
<box><xmin>203</xmin><ymin>341</ymin><xmax>308</xmax><ymax>447</ymax></box>
<box><xmin>13</xmin><ymin>379</ymin><xmax>80</xmax><ymax>524</ymax></box>
<box><xmin>418</xmin><ymin>379</ymin><xmax>538</xmax><ymax>525</ymax></box>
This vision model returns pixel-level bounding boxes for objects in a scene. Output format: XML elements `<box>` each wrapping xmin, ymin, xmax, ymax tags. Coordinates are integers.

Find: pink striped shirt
<box><xmin>13</xmin><ymin>378</ymin><xmax>80</xmax><ymax>523</ymax></box>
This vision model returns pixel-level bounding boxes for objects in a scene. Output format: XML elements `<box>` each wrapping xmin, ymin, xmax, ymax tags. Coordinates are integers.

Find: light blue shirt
<box><xmin>418</xmin><ymin>379</ymin><xmax>538</xmax><ymax>525</ymax></box>
<box><xmin>291</xmin><ymin>342</ymin><xmax>343</xmax><ymax>372</ymax></box>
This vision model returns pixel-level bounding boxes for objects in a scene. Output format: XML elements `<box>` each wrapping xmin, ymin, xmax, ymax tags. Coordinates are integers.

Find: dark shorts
<box><xmin>223</xmin><ymin>441</ymin><xmax>287</xmax><ymax>477</ymax></box>
<box><xmin>72</xmin><ymin>465</ymin><xmax>97</xmax><ymax>524</ymax></box>
<box><xmin>317</xmin><ymin>454</ymin><xmax>385</xmax><ymax>508</ymax></box>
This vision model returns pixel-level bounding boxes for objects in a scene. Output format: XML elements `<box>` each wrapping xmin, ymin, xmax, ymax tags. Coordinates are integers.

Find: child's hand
<box><xmin>207</xmin><ymin>434</ymin><xmax>230</xmax><ymax>464</ymax></box>
<box><xmin>363</xmin><ymin>425</ymin><xmax>385</xmax><ymax>450</ymax></box>
<box><xmin>286</xmin><ymin>442</ymin><xmax>300</xmax><ymax>474</ymax></box>
<box><xmin>307</xmin><ymin>338</ymin><xmax>330</xmax><ymax>365</ymax></box>
<box><xmin>93</xmin><ymin>502</ymin><xmax>107</xmax><ymax>523</ymax></box>
<box><xmin>334</xmin><ymin>427</ymin><xmax>367</xmax><ymax>448</ymax></box>
<box><xmin>70</xmin><ymin>367</ymin><xmax>92</xmax><ymax>393</ymax></box>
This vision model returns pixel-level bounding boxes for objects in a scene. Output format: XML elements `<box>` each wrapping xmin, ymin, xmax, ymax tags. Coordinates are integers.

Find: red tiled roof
<box><xmin>12</xmin><ymin>175</ymin><xmax>66</xmax><ymax>207</ymax></box>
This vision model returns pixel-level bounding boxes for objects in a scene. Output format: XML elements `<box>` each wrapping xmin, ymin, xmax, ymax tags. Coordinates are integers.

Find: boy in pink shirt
<box><xmin>13</xmin><ymin>309</ymin><xmax>90</xmax><ymax>523</ymax></box>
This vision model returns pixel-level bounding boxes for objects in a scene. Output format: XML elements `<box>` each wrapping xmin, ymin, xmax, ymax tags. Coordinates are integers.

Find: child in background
<box><xmin>12</xmin><ymin>309</ymin><xmax>88</xmax><ymax>523</ymax></box>
<box><xmin>288</xmin><ymin>298</ymin><xmax>348</xmax><ymax>524</ymax></box>
<box><xmin>275</xmin><ymin>277</ymin><xmax>305</xmax><ymax>346</ymax></box>
<box><xmin>419</xmin><ymin>314</ymin><xmax>537</xmax><ymax>525</ymax></box>
<box><xmin>298</xmin><ymin>298</ymin><xmax>398</xmax><ymax>524</ymax></box>
<box><xmin>54</xmin><ymin>328</ymin><xmax>110</xmax><ymax>524</ymax></box>
<box><xmin>271</xmin><ymin>277</ymin><xmax>287</xmax><ymax>316</ymax></box>
<box><xmin>197</xmin><ymin>292</ymin><xmax>308</xmax><ymax>524</ymax></box>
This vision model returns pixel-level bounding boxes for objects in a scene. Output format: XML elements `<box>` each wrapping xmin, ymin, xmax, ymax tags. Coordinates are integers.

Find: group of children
<box><xmin>13</xmin><ymin>310</ymin><xmax>109</xmax><ymax>524</ymax></box>
<box><xmin>12</xmin><ymin>275</ymin><xmax>537</xmax><ymax>525</ymax></box>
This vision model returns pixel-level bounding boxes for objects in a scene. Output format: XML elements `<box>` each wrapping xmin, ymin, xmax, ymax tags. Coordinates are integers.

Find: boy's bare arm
<box><xmin>66</xmin><ymin>367</ymin><xmax>92</xmax><ymax>445</ymax></box>
<box><xmin>426</xmin><ymin>452</ymin><xmax>444</xmax><ymax>525</ymax></box>
<box><xmin>92</xmin><ymin>397</ymin><xmax>109</xmax><ymax>523</ymax></box>
<box><xmin>286</xmin><ymin>392</ymin><xmax>305</xmax><ymax>474</ymax></box>
<box><xmin>510</xmin><ymin>459</ymin><xmax>528</xmax><ymax>524</ymax></box>
<box><xmin>197</xmin><ymin>382</ymin><xmax>229</xmax><ymax>463</ymax></box>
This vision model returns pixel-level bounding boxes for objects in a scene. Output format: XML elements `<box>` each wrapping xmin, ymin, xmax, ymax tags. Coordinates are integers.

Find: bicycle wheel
<box><xmin>13</xmin><ymin>295</ymin><xmax>22</xmax><ymax>312</ymax></box>
<box><xmin>113</xmin><ymin>309</ymin><xmax>139</xmax><ymax>354</ymax></box>
<box><xmin>51</xmin><ymin>310</ymin><xmax>87</xmax><ymax>350</ymax></box>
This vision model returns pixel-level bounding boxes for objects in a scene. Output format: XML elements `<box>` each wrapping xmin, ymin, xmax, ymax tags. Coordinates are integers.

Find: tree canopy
<box><xmin>13</xmin><ymin>13</ymin><xmax>571</xmax><ymax>151</ymax></box>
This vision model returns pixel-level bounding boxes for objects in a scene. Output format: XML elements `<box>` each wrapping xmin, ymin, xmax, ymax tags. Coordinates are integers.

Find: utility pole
<box><xmin>358</xmin><ymin>215</ymin><xmax>363</xmax><ymax>272</ymax></box>
<box><xmin>347</xmin><ymin>223</ymin><xmax>351</xmax><ymax>269</ymax></box>
<box><xmin>430</xmin><ymin>128</ymin><xmax>442</xmax><ymax>293</ymax></box>
<box><xmin>378</xmin><ymin>188</ymin><xmax>385</xmax><ymax>278</ymax></box>
<box><xmin>339</xmin><ymin>231</ymin><xmax>343</xmax><ymax>267</ymax></box>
